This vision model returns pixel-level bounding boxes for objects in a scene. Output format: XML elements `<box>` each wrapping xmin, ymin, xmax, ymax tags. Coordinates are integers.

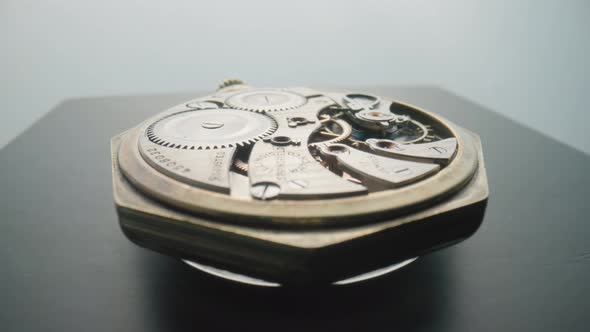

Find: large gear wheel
<box><xmin>225</xmin><ymin>88</ymin><xmax>307</xmax><ymax>112</ymax></box>
<box><xmin>145</xmin><ymin>108</ymin><xmax>277</xmax><ymax>150</ymax></box>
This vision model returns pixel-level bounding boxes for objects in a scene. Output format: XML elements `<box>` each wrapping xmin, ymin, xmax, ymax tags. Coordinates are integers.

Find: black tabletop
<box><xmin>1</xmin><ymin>87</ymin><xmax>589</xmax><ymax>331</ymax></box>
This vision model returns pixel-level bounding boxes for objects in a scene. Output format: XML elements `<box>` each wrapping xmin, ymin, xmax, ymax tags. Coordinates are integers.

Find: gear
<box><xmin>225</xmin><ymin>89</ymin><xmax>307</xmax><ymax>112</ymax></box>
<box><xmin>233</xmin><ymin>158</ymin><xmax>249</xmax><ymax>173</ymax></box>
<box><xmin>218</xmin><ymin>78</ymin><xmax>246</xmax><ymax>91</ymax></box>
<box><xmin>145</xmin><ymin>108</ymin><xmax>277</xmax><ymax>150</ymax></box>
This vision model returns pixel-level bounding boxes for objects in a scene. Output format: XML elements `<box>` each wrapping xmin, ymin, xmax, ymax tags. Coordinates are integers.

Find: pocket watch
<box><xmin>111</xmin><ymin>80</ymin><xmax>488</xmax><ymax>286</ymax></box>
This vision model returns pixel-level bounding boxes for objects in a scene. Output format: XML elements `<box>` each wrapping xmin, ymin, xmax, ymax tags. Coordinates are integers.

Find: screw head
<box><xmin>250</xmin><ymin>182</ymin><xmax>281</xmax><ymax>200</ymax></box>
<box><xmin>201</xmin><ymin>121</ymin><xmax>224</xmax><ymax>129</ymax></box>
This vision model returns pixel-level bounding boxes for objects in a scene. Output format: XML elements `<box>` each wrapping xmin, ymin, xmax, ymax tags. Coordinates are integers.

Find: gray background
<box><xmin>2</xmin><ymin>0</ymin><xmax>589</xmax><ymax>154</ymax></box>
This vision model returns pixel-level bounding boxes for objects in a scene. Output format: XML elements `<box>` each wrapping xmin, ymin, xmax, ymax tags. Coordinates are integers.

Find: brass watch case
<box><xmin>110</xmin><ymin>83</ymin><xmax>488</xmax><ymax>286</ymax></box>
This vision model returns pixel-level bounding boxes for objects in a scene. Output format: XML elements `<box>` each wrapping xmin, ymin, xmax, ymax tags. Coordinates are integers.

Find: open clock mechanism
<box><xmin>111</xmin><ymin>80</ymin><xmax>488</xmax><ymax>286</ymax></box>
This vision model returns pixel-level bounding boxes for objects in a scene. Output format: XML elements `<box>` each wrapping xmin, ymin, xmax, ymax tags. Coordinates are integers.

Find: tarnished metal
<box><xmin>366</xmin><ymin>137</ymin><xmax>457</xmax><ymax>164</ymax></box>
<box><xmin>110</xmin><ymin>80</ymin><xmax>489</xmax><ymax>286</ymax></box>
<box><xmin>318</xmin><ymin>143</ymin><xmax>440</xmax><ymax>189</ymax></box>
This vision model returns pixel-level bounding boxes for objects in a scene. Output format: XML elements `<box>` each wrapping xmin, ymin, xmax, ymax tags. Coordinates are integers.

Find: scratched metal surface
<box><xmin>1</xmin><ymin>87</ymin><xmax>588</xmax><ymax>331</ymax></box>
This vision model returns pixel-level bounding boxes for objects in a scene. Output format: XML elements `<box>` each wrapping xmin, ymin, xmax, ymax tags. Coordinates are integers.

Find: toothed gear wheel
<box><xmin>225</xmin><ymin>89</ymin><xmax>307</xmax><ymax>112</ymax></box>
<box><xmin>233</xmin><ymin>158</ymin><xmax>249</xmax><ymax>173</ymax></box>
<box><xmin>145</xmin><ymin>108</ymin><xmax>277</xmax><ymax>150</ymax></box>
<box><xmin>218</xmin><ymin>79</ymin><xmax>245</xmax><ymax>90</ymax></box>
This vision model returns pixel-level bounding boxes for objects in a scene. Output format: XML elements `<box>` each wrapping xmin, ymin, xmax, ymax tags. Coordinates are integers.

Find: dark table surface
<box><xmin>1</xmin><ymin>87</ymin><xmax>589</xmax><ymax>331</ymax></box>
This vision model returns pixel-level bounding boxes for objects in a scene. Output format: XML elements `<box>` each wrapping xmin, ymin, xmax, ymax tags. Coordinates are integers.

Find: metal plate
<box><xmin>116</xmin><ymin>86</ymin><xmax>480</xmax><ymax>227</ymax></box>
